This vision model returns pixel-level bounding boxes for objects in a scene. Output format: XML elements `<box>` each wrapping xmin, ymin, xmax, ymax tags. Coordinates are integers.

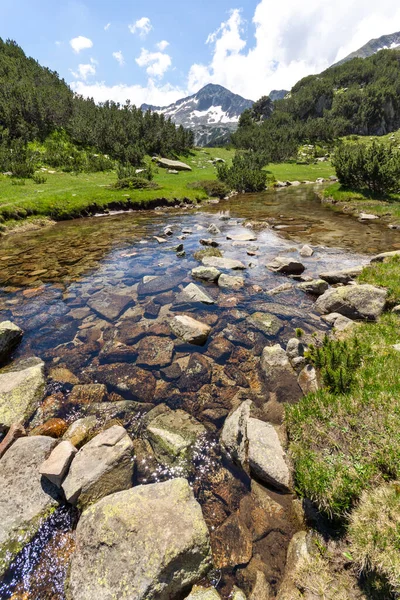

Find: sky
<box><xmin>2</xmin><ymin>0</ymin><xmax>400</xmax><ymax>107</ymax></box>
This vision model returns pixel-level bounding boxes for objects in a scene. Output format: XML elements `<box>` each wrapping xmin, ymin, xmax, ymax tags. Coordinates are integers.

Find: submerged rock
<box><xmin>178</xmin><ymin>283</ymin><xmax>215</xmax><ymax>305</ymax></box>
<box><xmin>137</xmin><ymin>336</ymin><xmax>174</xmax><ymax>368</ymax></box>
<box><xmin>0</xmin><ymin>357</ymin><xmax>46</xmax><ymax>433</ymax></box>
<box><xmin>211</xmin><ymin>513</ymin><xmax>253</xmax><ymax>569</ymax></box>
<box><xmin>247</xmin><ymin>312</ymin><xmax>284</xmax><ymax>337</ymax></box>
<box><xmin>147</xmin><ymin>408</ymin><xmax>206</xmax><ymax>464</ymax></box>
<box><xmin>0</xmin><ymin>436</ymin><xmax>58</xmax><ymax>577</ymax></box>
<box><xmin>170</xmin><ymin>315</ymin><xmax>212</xmax><ymax>346</ymax></box>
<box><xmin>87</xmin><ymin>289</ymin><xmax>132</xmax><ymax>320</ymax></box>
<box><xmin>63</xmin><ymin>416</ymin><xmax>98</xmax><ymax>449</ymax></box>
<box><xmin>137</xmin><ymin>272</ymin><xmax>184</xmax><ymax>296</ymax></box>
<box><xmin>62</xmin><ymin>425</ymin><xmax>134</xmax><ymax>509</ymax></box>
<box><xmin>66</xmin><ymin>478</ymin><xmax>211</xmax><ymax>600</ymax></box>
<box><xmin>0</xmin><ymin>321</ymin><xmax>23</xmax><ymax>366</ymax></box>
<box><xmin>315</xmin><ymin>284</ymin><xmax>387</xmax><ymax>321</ymax></box>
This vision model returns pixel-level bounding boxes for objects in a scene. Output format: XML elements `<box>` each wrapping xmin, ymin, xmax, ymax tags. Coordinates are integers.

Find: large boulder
<box><xmin>65</xmin><ymin>478</ymin><xmax>211</xmax><ymax>600</ymax></box>
<box><xmin>0</xmin><ymin>321</ymin><xmax>23</xmax><ymax>366</ymax></box>
<box><xmin>147</xmin><ymin>408</ymin><xmax>206</xmax><ymax>465</ymax></box>
<box><xmin>267</xmin><ymin>257</ymin><xmax>305</xmax><ymax>275</ymax></box>
<box><xmin>221</xmin><ymin>402</ymin><xmax>291</xmax><ymax>492</ymax></box>
<box><xmin>315</xmin><ymin>284</ymin><xmax>387</xmax><ymax>321</ymax></box>
<box><xmin>170</xmin><ymin>315</ymin><xmax>211</xmax><ymax>346</ymax></box>
<box><xmin>0</xmin><ymin>436</ymin><xmax>58</xmax><ymax>576</ymax></box>
<box><xmin>157</xmin><ymin>157</ymin><xmax>192</xmax><ymax>171</ymax></box>
<box><xmin>62</xmin><ymin>425</ymin><xmax>134</xmax><ymax>509</ymax></box>
<box><xmin>0</xmin><ymin>357</ymin><xmax>46</xmax><ymax>433</ymax></box>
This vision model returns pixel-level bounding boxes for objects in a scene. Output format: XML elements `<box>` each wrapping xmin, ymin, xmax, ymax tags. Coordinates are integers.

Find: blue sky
<box><xmin>2</xmin><ymin>0</ymin><xmax>400</xmax><ymax>107</ymax></box>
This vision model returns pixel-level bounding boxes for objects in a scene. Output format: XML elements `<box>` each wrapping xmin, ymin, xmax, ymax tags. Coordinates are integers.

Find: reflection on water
<box><xmin>0</xmin><ymin>186</ymin><xmax>399</xmax><ymax>598</ymax></box>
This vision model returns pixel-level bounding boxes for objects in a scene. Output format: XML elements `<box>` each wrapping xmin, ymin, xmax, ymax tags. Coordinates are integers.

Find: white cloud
<box><xmin>136</xmin><ymin>48</ymin><xmax>172</xmax><ymax>78</ymax></box>
<box><xmin>129</xmin><ymin>17</ymin><xmax>152</xmax><ymax>38</ymax></box>
<box><xmin>70</xmin><ymin>79</ymin><xmax>184</xmax><ymax>107</ymax></box>
<box><xmin>156</xmin><ymin>40</ymin><xmax>170</xmax><ymax>51</ymax></box>
<box><xmin>188</xmin><ymin>1</ymin><xmax>400</xmax><ymax>100</ymax></box>
<box><xmin>70</xmin><ymin>36</ymin><xmax>93</xmax><ymax>54</ymax></box>
<box><xmin>70</xmin><ymin>63</ymin><xmax>96</xmax><ymax>81</ymax></box>
<box><xmin>104</xmin><ymin>23</ymin><xmax>111</xmax><ymax>31</ymax></box>
<box><xmin>113</xmin><ymin>51</ymin><xmax>125</xmax><ymax>66</ymax></box>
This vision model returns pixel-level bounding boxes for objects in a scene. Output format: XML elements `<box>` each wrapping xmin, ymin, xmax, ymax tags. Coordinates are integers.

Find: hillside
<box><xmin>142</xmin><ymin>84</ymin><xmax>254</xmax><ymax>146</ymax></box>
<box><xmin>233</xmin><ymin>48</ymin><xmax>400</xmax><ymax>158</ymax></box>
<box><xmin>333</xmin><ymin>30</ymin><xmax>400</xmax><ymax>67</ymax></box>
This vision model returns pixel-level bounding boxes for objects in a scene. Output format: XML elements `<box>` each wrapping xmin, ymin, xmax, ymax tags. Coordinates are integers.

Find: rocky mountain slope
<box><xmin>333</xmin><ymin>30</ymin><xmax>400</xmax><ymax>66</ymax></box>
<box><xmin>141</xmin><ymin>84</ymin><xmax>253</xmax><ymax>146</ymax></box>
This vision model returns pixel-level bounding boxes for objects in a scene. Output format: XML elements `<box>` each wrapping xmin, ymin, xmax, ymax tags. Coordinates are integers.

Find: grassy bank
<box><xmin>0</xmin><ymin>148</ymin><xmax>235</xmax><ymax>230</ymax></box>
<box><xmin>286</xmin><ymin>256</ymin><xmax>400</xmax><ymax>594</ymax></box>
<box><xmin>321</xmin><ymin>183</ymin><xmax>400</xmax><ymax>224</ymax></box>
<box><xmin>267</xmin><ymin>161</ymin><xmax>334</xmax><ymax>182</ymax></box>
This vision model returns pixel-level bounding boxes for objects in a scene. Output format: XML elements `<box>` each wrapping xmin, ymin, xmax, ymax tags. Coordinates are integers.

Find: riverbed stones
<box><xmin>0</xmin><ymin>321</ymin><xmax>23</xmax><ymax>365</ymax></box>
<box><xmin>202</xmin><ymin>256</ymin><xmax>246</xmax><ymax>270</ymax></box>
<box><xmin>69</xmin><ymin>384</ymin><xmax>107</xmax><ymax>405</ymax></box>
<box><xmin>178</xmin><ymin>283</ymin><xmax>215</xmax><ymax>305</ymax></box>
<box><xmin>211</xmin><ymin>513</ymin><xmax>253</xmax><ymax>569</ymax></box>
<box><xmin>62</xmin><ymin>425</ymin><xmax>134</xmax><ymax>508</ymax></box>
<box><xmin>66</xmin><ymin>478</ymin><xmax>211</xmax><ymax>600</ymax></box>
<box><xmin>63</xmin><ymin>416</ymin><xmax>98</xmax><ymax>449</ymax></box>
<box><xmin>178</xmin><ymin>353</ymin><xmax>213</xmax><ymax>392</ymax></box>
<box><xmin>0</xmin><ymin>357</ymin><xmax>46</xmax><ymax>433</ymax></box>
<box><xmin>39</xmin><ymin>440</ymin><xmax>77</xmax><ymax>488</ymax></box>
<box><xmin>87</xmin><ymin>289</ymin><xmax>132</xmax><ymax>321</ymax></box>
<box><xmin>137</xmin><ymin>336</ymin><xmax>174</xmax><ymax>368</ymax></box>
<box><xmin>147</xmin><ymin>408</ymin><xmax>206</xmax><ymax>464</ymax></box>
<box><xmin>208</xmin><ymin>223</ymin><xmax>221</xmax><ymax>235</ymax></box>
<box><xmin>208</xmin><ymin>337</ymin><xmax>234</xmax><ymax>362</ymax></box>
<box><xmin>0</xmin><ymin>436</ymin><xmax>58</xmax><ymax>576</ymax></box>
<box><xmin>93</xmin><ymin>363</ymin><xmax>156</xmax><ymax>401</ymax></box>
<box><xmin>170</xmin><ymin>315</ymin><xmax>212</xmax><ymax>346</ymax></box>
<box><xmin>192</xmin><ymin>266</ymin><xmax>221</xmax><ymax>282</ymax></box>
<box><xmin>267</xmin><ymin>257</ymin><xmax>305</xmax><ymax>275</ymax></box>
<box><xmin>315</xmin><ymin>284</ymin><xmax>387</xmax><ymax>320</ymax></box>
<box><xmin>371</xmin><ymin>249</ymin><xmax>400</xmax><ymax>263</ymax></box>
<box><xmin>247</xmin><ymin>313</ymin><xmax>284</xmax><ymax>337</ymax></box>
<box><xmin>218</xmin><ymin>274</ymin><xmax>245</xmax><ymax>290</ymax></box>
<box><xmin>298</xmin><ymin>279</ymin><xmax>329</xmax><ymax>296</ymax></box>
<box><xmin>319</xmin><ymin>266</ymin><xmax>364</xmax><ymax>284</ymax></box>
<box><xmin>157</xmin><ymin>157</ymin><xmax>192</xmax><ymax>171</ymax></box>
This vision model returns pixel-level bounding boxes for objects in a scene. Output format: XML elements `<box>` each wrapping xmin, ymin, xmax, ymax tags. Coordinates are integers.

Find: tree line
<box><xmin>0</xmin><ymin>38</ymin><xmax>194</xmax><ymax>169</ymax></box>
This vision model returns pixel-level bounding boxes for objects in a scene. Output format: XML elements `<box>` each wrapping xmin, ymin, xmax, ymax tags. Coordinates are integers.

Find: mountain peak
<box><xmin>141</xmin><ymin>84</ymin><xmax>254</xmax><ymax>147</ymax></box>
<box><xmin>333</xmin><ymin>30</ymin><xmax>400</xmax><ymax>67</ymax></box>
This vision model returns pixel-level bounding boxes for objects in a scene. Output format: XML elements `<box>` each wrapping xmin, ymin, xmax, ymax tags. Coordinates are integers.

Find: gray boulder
<box><xmin>157</xmin><ymin>157</ymin><xmax>192</xmax><ymax>171</ymax></box>
<box><xmin>298</xmin><ymin>279</ymin><xmax>328</xmax><ymax>296</ymax></box>
<box><xmin>371</xmin><ymin>250</ymin><xmax>400</xmax><ymax>263</ymax></box>
<box><xmin>208</xmin><ymin>223</ymin><xmax>221</xmax><ymax>235</ymax></box>
<box><xmin>0</xmin><ymin>321</ymin><xmax>23</xmax><ymax>365</ymax></box>
<box><xmin>267</xmin><ymin>257</ymin><xmax>305</xmax><ymax>275</ymax></box>
<box><xmin>192</xmin><ymin>266</ymin><xmax>221</xmax><ymax>282</ymax></box>
<box><xmin>62</xmin><ymin>425</ymin><xmax>134</xmax><ymax>509</ymax></box>
<box><xmin>178</xmin><ymin>283</ymin><xmax>215</xmax><ymax>305</ymax></box>
<box><xmin>0</xmin><ymin>436</ymin><xmax>58</xmax><ymax>576</ymax></box>
<box><xmin>322</xmin><ymin>312</ymin><xmax>356</xmax><ymax>332</ymax></box>
<box><xmin>0</xmin><ymin>357</ymin><xmax>45</xmax><ymax>433</ymax></box>
<box><xmin>260</xmin><ymin>345</ymin><xmax>302</xmax><ymax>403</ymax></box>
<box><xmin>299</xmin><ymin>245</ymin><xmax>314</xmax><ymax>257</ymax></box>
<box><xmin>40</xmin><ymin>440</ymin><xmax>77</xmax><ymax>488</ymax></box>
<box><xmin>170</xmin><ymin>315</ymin><xmax>211</xmax><ymax>346</ymax></box>
<box><xmin>315</xmin><ymin>284</ymin><xmax>387</xmax><ymax>321</ymax></box>
<box><xmin>66</xmin><ymin>478</ymin><xmax>211</xmax><ymax>600</ymax></box>
<box><xmin>319</xmin><ymin>266</ymin><xmax>363</xmax><ymax>284</ymax></box>
<box><xmin>298</xmin><ymin>365</ymin><xmax>319</xmax><ymax>395</ymax></box>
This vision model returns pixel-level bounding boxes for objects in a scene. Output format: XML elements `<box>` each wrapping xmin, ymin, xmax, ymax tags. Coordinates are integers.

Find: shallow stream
<box><xmin>0</xmin><ymin>185</ymin><xmax>399</xmax><ymax>599</ymax></box>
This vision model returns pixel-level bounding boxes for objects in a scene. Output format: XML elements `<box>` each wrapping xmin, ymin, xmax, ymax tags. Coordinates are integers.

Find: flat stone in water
<box><xmin>247</xmin><ymin>312</ymin><xmax>284</xmax><ymax>337</ymax></box>
<box><xmin>137</xmin><ymin>272</ymin><xmax>184</xmax><ymax>296</ymax></box>
<box><xmin>226</xmin><ymin>232</ymin><xmax>257</xmax><ymax>242</ymax></box>
<box><xmin>202</xmin><ymin>257</ymin><xmax>246</xmax><ymax>270</ymax></box>
<box><xmin>88</xmin><ymin>289</ymin><xmax>132</xmax><ymax>321</ymax></box>
<box><xmin>137</xmin><ymin>336</ymin><xmax>174</xmax><ymax>368</ymax></box>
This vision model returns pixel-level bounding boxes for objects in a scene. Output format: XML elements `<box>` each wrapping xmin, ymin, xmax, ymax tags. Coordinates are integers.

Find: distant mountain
<box><xmin>333</xmin><ymin>31</ymin><xmax>400</xmax><ymax>67</ymax></box>
<box><xmin>141</xmin><ymin>84</ymin><xmax>254</xmax><ymax>147</ymax></box>
<box><xmin>268</xmin><ymin>89</ymin><xmax>289</xmax><ymax>102</ymax></box>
